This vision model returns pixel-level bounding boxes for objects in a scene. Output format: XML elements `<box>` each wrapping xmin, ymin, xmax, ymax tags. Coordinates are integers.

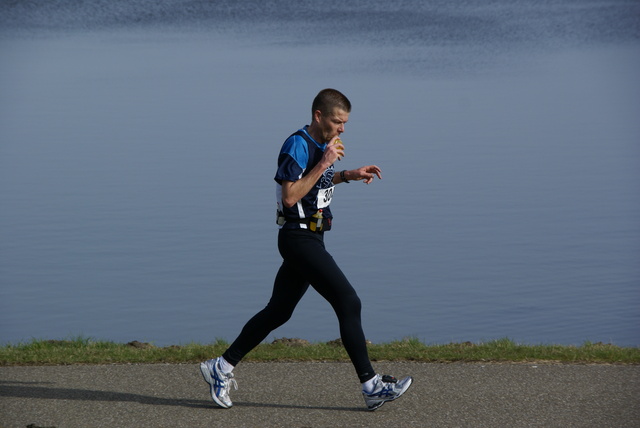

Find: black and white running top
<box><xmin>274</xmin><ymin>126</ymin><xmax>335</xmax><ymax>230</ymax></box>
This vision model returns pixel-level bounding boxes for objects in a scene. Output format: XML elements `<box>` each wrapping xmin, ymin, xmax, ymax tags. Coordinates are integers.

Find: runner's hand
<box><xmin>322</xmin><ymin>137</ymin><xmax>345</xmax><ymax>164</ymax></box>
<box><xmin>350</xmin><ymin>165</ymin><xmax>382</xmax><ymax>184</ymax></box>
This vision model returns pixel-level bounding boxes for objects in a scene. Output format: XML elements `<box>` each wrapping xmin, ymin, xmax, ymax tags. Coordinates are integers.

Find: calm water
<box><xmin>1</xmin><ymin>1</ymin><xmax>639</xmax><ymax>347</ymax></box>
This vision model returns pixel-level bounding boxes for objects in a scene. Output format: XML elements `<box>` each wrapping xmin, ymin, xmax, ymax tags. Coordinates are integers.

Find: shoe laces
<box><xmin>368</xmin><ymin>374</ymin><xmax>397</xmax><ymax>397</ymax></box>
<box><xmin>221</xmin><ymin>371</ymin><xmax>238</xmax><ymax>392</ymax></box>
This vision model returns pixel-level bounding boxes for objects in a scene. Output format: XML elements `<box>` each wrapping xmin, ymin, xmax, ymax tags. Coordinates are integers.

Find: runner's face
<box><xmin>317</xmin><ymin>108</ymin><xmax>349</xmax><ymax>142</ymax></box>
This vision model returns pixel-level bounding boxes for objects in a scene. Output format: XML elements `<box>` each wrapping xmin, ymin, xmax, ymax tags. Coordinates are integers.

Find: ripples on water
<box><xmin>1</xmin><ymin>0</ymin><xmax>639</xmax><ymax>347</ymax></box>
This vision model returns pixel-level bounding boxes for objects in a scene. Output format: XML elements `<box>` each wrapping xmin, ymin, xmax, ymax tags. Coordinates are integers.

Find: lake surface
<box><xmin>1</xmin><ymin>0</ymin><xmax>639</xmax><ymax>347</ymax></box>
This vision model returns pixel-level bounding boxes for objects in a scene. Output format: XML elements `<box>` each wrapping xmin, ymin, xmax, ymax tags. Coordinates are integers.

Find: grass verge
<box><xmin>1</xmin><ymin>337</ymin><xmax>638</xmax><ymax>366</ymax></box>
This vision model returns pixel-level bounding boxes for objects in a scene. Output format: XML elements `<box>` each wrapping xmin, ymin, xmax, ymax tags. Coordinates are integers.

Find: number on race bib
<box><xmin>317</xmin><ymin>186</ymin><xmax>335</xmax><ymax>208</ymax></box>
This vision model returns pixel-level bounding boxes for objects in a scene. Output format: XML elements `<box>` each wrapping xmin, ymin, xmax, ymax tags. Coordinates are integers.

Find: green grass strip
<box><xmin>1</xmin><ymin>337</ymin><xmax>638</xmax><ymax>366</ymax></box>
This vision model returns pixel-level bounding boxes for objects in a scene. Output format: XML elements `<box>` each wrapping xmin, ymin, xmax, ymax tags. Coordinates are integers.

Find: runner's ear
<box><xmin>312</xmin><ymin>109</ymin><xmax>322</xmax><ymax>124</ymax></box>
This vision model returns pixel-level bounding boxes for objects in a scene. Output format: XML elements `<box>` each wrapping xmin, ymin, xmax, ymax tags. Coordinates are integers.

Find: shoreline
<box><xmin>1</xmin><ymin>337</ymin><xmax>638</xmax><ymax>366</ymax></box>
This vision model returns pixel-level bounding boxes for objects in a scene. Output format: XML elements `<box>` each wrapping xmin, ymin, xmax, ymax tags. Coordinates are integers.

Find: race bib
<box><xmin>317</xmin><ymin>186</ymin><xmax>335</xmax><ymax>208</ymax></box>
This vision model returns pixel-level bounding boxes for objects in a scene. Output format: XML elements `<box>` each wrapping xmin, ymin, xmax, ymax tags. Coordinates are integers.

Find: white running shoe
<box><xmin>200</xmin><ymin>357</ymin><xmax>238</xmax><ymax>408</ymax></box>
<box><xmin>362</xmin><ymin>374</ymin><xmax>413</xmax><ymax>411</ymax></box>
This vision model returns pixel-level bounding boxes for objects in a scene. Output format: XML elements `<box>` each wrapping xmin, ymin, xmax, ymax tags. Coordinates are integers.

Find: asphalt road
<box><xmin>1</xmin><ymin>361</ymin><xmax>638</xmax><ymax>427</ymax></box>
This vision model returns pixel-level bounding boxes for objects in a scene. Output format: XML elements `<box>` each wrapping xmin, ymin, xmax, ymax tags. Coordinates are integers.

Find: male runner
<box><xmin>200</xmin><ymin>88</ymin><xmax>413</xmax><ymax>411</ymax></box>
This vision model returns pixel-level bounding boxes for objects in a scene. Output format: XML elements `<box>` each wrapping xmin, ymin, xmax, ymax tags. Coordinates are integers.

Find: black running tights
<box><xmin>223</xmin><ymin>228</ymin><xmax>375</xmax><ymax>383</ymax></box>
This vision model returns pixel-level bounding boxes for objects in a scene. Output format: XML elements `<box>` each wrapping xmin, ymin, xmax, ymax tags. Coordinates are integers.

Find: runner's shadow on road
<box><xmin>0</xmin><ymin>381</ymin><xmax>211</xmax><ymax>409</ymax></box>
<box><xmin>0</xmin><ymin>381</ymin><xmax>363</xmax><ymax>412</ymax></box>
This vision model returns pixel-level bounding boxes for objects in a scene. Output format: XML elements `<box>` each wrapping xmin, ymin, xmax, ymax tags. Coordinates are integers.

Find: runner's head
<box><xmin>310</xmin><ymin>89</ymin><xmax>351</xmax><ymax>142</ymax></box>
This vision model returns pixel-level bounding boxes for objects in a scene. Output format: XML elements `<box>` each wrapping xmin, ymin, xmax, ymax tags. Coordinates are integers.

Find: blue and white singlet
<box><xmin>274</xmin><ymin>126</ymin><xmax>335</xmax><ymax>230</ymax></box>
